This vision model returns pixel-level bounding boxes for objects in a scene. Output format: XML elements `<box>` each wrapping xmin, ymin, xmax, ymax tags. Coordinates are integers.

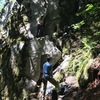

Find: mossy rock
<box><xmin>78</xmin><ymin>75</ymin><xmax>89</xmax><ymax>88</ymax></box>
<box><xmin>54</xmin><ymin>72</ymin><xmax>64</xmax><ymax>82</ymax></box>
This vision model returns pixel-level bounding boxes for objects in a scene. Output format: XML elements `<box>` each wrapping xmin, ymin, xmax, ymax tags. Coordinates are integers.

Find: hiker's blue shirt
<box><xmin>43</xmin><ymin>61</ymin><xmax>52</xmax><ymax>77</ymax></box>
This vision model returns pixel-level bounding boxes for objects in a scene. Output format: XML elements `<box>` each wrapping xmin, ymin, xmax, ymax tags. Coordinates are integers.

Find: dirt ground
<box><xmin>62</xmin><ymin>57</ymin><xmax>100</xmax><ymax>100</ymax></box>
<box><xmin>62</xmin><ymin>79</ymin><xmax>100</xmax><ymax>100</ymax></box>
<box><xmin>29</xmin><ymin>57</ymin><xmax>100</xmax><ymax>100</ymax></box>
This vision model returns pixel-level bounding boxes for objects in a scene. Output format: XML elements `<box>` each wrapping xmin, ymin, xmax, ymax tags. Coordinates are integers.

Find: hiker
<box><xmin>36</xmin><ymin>15</ymin><xmax>44</xmax><ymax>37</ymax></box>
<box><xmin>43</xmin><ymin>55</ymin><xmax>60</xmax><ymax>98</ymax></box>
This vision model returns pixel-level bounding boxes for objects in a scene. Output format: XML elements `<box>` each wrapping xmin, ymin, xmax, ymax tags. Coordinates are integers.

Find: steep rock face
<box><xmin>42</xmin><ymin>36</ymin><xmax>61</xmax><ymax>66</ymax></box>
<box><xmin>19</xmin><ymin>0</ymin><xmax>61</xmax><ymax>94</ymax></box>
<box><xmin>0</xmin><ymin>0</ymin><xmax>61</xmax><ymax>99</ymax></box>
<box><xmin>22</xmin><ymin>38</ymin><xmax>42</xmax><ymax>81</ymax></box>
<box><xmin>43</xmin><ymin>0</ymin><xmax>60</xmax><ymax>36</ymax></box>
<box><xmin>22</xmin><ymin>37</ymin><xmax>62</xmax><ymax>80</ymax></box>
<box><xmin>0</xmin><ymin>0</ymin><xmax>20</xmax><ymax>28</ymax></box>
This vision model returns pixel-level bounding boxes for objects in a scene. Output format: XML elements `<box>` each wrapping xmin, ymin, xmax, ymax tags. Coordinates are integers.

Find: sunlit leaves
<box><xmin>73</xmin><ymin>21</ymin><xmax>85</xmax><ymax>29</ymax></box>
<box><xmin>85</xmin><ymin>4</ymin><xmax>93</xmax><ymax>11</ymax></box>
<box><xmin>76</xmin><ymin>3</ymin><xmax>100</xmax><ymax>19</ymax></box>
<box><xmin>81</xmin><ymin>37</ymin><xmax>91</xmax><ymax>50</ymax></box>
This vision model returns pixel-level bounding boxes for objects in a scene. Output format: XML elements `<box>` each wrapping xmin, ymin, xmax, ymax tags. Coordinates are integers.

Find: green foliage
<box><xmin>66</xmin><ymin>48</ymin><xmax>92</xmax><ymax>87</ymax></box>
<box><xmin>81</xmin><ymin>37</ymin><xmax>91</xmax><ymax>50</ymax></box>
<box><xmin>85</xmin><ymin>4</ymin><xmax>94</xmax><ymax>11</ymax></box>
<box><xmin>62</xmin><ymin>46</ymin><xmax>69</xmax><ymax>55</ymax></box>
<box><xmin>76</xmin><ymin>3</ymin><xmax>100</xmax><ymax>18</ymax></box>
<box><xmin>73</xmin><ymin>21</ymin><xmax>85</xmax><ymax>29</ymax></box>
<box><xmin>74</xmin><ymin>2</ymin><xmax>100</xmax><ymax>56</ymax></box>
<box><xmin>65</xmin><ymin>1</ymin><xmax>99</xmax><ymax>85</ymax></box>
<box><xmin>76</xmin><ymin>51</ymin><xmax>92</xmax><ymax>80</ymax></box>
<box><xmin>54</xmin><ymin>72</ymin><xmax>64</xmax><ymax>82</ymax></box>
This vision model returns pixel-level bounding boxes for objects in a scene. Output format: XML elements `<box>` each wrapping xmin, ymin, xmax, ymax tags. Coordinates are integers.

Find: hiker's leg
<box><xmin>42</xmin><ymin>78</ymin><xmax>47</xmax><ymax>97</ymax></box>
<box><xmin>48</xmin><ymin>77</ymin><xmax>59</xmax><ymax>89</ymax></box>
<box><xmin>52</xmin><ymin>89</ymin><xmax>58</xmax><ymax>100</ymax></box>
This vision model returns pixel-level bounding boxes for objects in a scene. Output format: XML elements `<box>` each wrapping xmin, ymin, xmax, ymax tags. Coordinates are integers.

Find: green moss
<box><xmin>66</xmin><ymin>48</ymin><xmax>93</xmax><ymax>87</ymax></box>
<box><xmin>62</xmin><ymin>46</ymin><xmax>69</xmax><ymax>54</ymax></box>
<box><xmin>83</xmin><ymin>59</ymin><xmax>93</xmax><ymax>80</ymax></box>
<box><xmin>54</xmin><ymin>72</ymin><xmax>64</xmax><ymax>82</ymax></box>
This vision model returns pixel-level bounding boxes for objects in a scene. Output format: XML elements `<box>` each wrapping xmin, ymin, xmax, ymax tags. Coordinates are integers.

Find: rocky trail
<box><xmin>29</xmin><ymin>75</ymin><xmax>100</xmax><ymax>100</ymax></box>
<box><xmin>29</xmin><ymin>56</ymin><xmax>100</xmax><ymax>100</ymax></box>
